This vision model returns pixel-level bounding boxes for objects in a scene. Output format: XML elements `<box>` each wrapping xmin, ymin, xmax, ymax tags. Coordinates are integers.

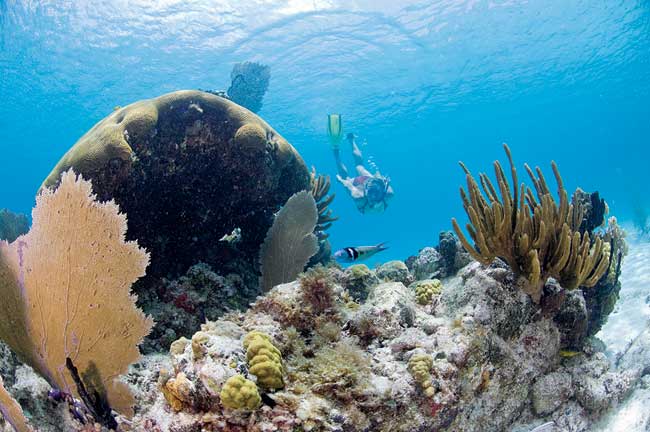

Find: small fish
<box><xmin>220</xmin><ymin>227</ymin><xmax>242</xmax><ymax>244</ymax></box>
<box><xmin>529</xmin><ymin>421</ymin><xmax>555</xmax><ymax>432</ymax></box>
<box><xmin>559</xmin><ymin>349</ymin><xmax>581</xmax><ymax>358</ymax></box>
<box><xmin>334</xmin><ymin>243</ymin><xmax>388</xmax><ymax>263</ymax></box>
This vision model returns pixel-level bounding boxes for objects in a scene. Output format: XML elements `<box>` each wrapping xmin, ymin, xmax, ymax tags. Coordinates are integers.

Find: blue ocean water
<box><xmin>1</xmin><ymin>0</ymin><xmax>649</xmax><ymax>266</ymax></box>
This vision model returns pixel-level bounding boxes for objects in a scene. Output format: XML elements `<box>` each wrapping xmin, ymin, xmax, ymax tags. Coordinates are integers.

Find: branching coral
<box><xmin>451</xmin><ymin>144</ymin><xmax>610</xmax><ymax>302</ymax></box>
<box><xmin>243</xmin><ymin>331</ymin><xmax>284</xmax><ymax>390</ymax></box>
<box><xmin>0</xmin><ymin>170</ymin><xmax>153</xmax><ymax>420</ymax></box>
<box><xmin>310</xmin><ymin>168</ymin><xmax>338</xmax><ymax>239</ymax></box>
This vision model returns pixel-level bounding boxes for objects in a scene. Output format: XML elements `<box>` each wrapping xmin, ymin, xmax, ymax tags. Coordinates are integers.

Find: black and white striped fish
<box><xmin>334</xmin><ymin>243</ymin><xmax>388</xmax><ymax>263</ymax></box>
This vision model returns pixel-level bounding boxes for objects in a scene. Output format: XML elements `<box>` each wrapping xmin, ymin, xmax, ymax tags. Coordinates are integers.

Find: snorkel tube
<box><xmin>327</xmin><ymin>114</ymin><xmax>343</xmax><ymax>148</ymax></box>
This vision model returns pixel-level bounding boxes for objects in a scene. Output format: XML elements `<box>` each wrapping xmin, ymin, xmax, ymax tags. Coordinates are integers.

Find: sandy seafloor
<box><xmin>595</xmin><ymin>230</ymin><xmax>650</xmax><ymax>431</ymax></box>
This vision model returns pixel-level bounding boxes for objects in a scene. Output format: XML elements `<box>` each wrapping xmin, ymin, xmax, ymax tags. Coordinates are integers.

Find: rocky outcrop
<box><xmin>124</xmin><ymin>261</ymin><xmax>638</xmax><ymax>432</ymax></box>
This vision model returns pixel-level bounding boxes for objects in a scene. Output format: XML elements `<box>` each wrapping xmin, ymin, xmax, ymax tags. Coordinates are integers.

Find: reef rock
<box><xmin>376</xmin><ymin>260</ymin><xmax>413</xmax><ymax>285</ymax></box>
<box><xmin>406</xmin><ymin>232</ymin><xmax>471</xmax><ymax>280</ymax></box>
<box><xmin>124</xmin><ymin>261</ymin><xmax>639</xmax><ymax>432</ymax></box>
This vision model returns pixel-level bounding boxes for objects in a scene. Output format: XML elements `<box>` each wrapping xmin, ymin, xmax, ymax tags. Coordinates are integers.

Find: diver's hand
<box><xmin>336</xmin><ymin>174</ymin><xmax>353</xmax><ymax>187</ymax></box>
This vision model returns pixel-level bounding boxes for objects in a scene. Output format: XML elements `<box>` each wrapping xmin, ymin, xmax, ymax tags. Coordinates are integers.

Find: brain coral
<box><xmin>41</xmin><ymin>90</ymin><xmax>311</xmax><ymax>316</ymax></box>
<box><xmin>43</xmin><ymin>90</ymin><xmax>310</xmax><ymax>282</ymax></box>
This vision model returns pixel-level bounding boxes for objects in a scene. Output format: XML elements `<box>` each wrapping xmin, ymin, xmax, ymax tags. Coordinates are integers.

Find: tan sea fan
<box><xmin>0</xmin><ymin>170</ymin><xmax>153</xmax><ymax>417</ymax></box>
<box><xmin>0</xmin><ymin>376</ymin><xmax>33</xmax><ymax>432</ymax></box>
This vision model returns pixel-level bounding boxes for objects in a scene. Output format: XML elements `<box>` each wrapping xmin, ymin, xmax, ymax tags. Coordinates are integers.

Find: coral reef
<box><xmin>141</xmin><ymin>263</ymin><xmax>258</xmax><ymax>353</ymax></box>
<box><xmin>0</xmin><ymin>171</ymin><xmax>152</xmax><ymax>425</ymax></box>
<box><xmin>120</xmin><ymin>259</ymin><xmax>637</xmax><ymax>432</ymax></box>
<box><xmin>452</xmin><ymin>144</ymin><xmax>610</xmax><ymax>302</ymax></box>
<box><xmin>0</xmin><ymin>210</ymin><xmax>28</xmax><ymax>243</ymax></box>
<box><xmin>0</xmin><ymin>236</ymin><xmax>622</xmax><ymax>432</ymax></box>
<box><xmin>41</xmin><ymin>90</ymin><xmax>311</xmax><ymax>348</ymax></box>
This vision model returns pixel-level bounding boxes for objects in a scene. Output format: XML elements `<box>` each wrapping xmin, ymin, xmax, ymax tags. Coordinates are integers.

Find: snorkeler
<box><xmin>327</xmin><ymin>114</ymin><xmax>394</xmax><ymax>214</ymax></box>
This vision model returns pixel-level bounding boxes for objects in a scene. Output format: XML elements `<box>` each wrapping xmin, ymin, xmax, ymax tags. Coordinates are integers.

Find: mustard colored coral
<box><xmin>159</xmin><ymin>370</ymin><xmax>193</xmax><ymax>412</ymax></box>
<box><xmin>408</xmin><ymin>353</ymin><xmax>435</xmax><ymax>397</ymax></box>
<box><xmin>220</xmin><ymin>374</ymin><xmax>261</xmax><ymax>410</ymax></box>
<box><xmin>243</xmin><ymin>331</ymin><xmax>284</xmax><ymax>390</ymax></box>
<box><xmin>414</xmin><ymin>279</ymin><xmax>443</xmax><ymax>305</ymax></box>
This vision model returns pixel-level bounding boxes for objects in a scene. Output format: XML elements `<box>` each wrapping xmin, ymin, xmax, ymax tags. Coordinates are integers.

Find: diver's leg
<box><xmin>333</xmin><ymin>148</ymin><xmax>349</xmax><ymax>178</ymax></box>
<box><xmin>349</xmin><ymin>135</ymin><xmax>372</xmax><ymax>177</ymax></box>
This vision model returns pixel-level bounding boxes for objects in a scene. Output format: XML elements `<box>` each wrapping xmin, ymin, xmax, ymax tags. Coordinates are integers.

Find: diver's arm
<box><xmin>337</xmin><ymin>175</ymin><xmax>364</xmax><ymax>198</ymax></box>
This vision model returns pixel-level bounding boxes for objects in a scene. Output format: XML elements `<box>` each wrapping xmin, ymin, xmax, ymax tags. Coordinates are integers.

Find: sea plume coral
<box><xmin>310</xmin><ymin>168</ymin><xmax>338</xmax><ymax>238</ymax></box>
<box><xmin>452</xmin><ymin>145</ymin><xmax>610</xmax><ymax>303</ymax></box>
<box><xmin>0</xmin><ymin>170</ymin><xmax>153</xmax><ymax>420</ymax></box>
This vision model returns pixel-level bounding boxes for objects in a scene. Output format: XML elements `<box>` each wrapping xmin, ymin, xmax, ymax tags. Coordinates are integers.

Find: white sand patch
<box><xmin>597</xmin><ymin>237</ymin><xmax>650</xmax><ymax>355</ymax></box>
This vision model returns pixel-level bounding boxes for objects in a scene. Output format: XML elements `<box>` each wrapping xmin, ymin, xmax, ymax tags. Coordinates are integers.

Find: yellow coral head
<box><xmin>220</xmin><ymin>375</ymin><xmax>261</xmax><ymax>410</ymax></box>
<box><xmin>243</xmin><ymin>331</ymin><xmax>284</xmax><ymax>390</ymax></box>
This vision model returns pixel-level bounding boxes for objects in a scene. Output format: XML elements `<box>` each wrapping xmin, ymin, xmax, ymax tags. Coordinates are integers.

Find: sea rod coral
<box><xmin>452</xmin><ymin>144</ymin><xmax>610</xmax><ymax>302</ymax></box>
<box><xmin>0</xmin><ymin>170</ymin><xmax>152</xmax><ymax>425</ymax></box>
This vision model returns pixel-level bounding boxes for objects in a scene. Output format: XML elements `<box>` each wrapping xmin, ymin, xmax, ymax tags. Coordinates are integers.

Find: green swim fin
<box><xmin>327</xmin><ymin>114</ymin><xmax>343</xmax><ymax>149</ymax></box>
